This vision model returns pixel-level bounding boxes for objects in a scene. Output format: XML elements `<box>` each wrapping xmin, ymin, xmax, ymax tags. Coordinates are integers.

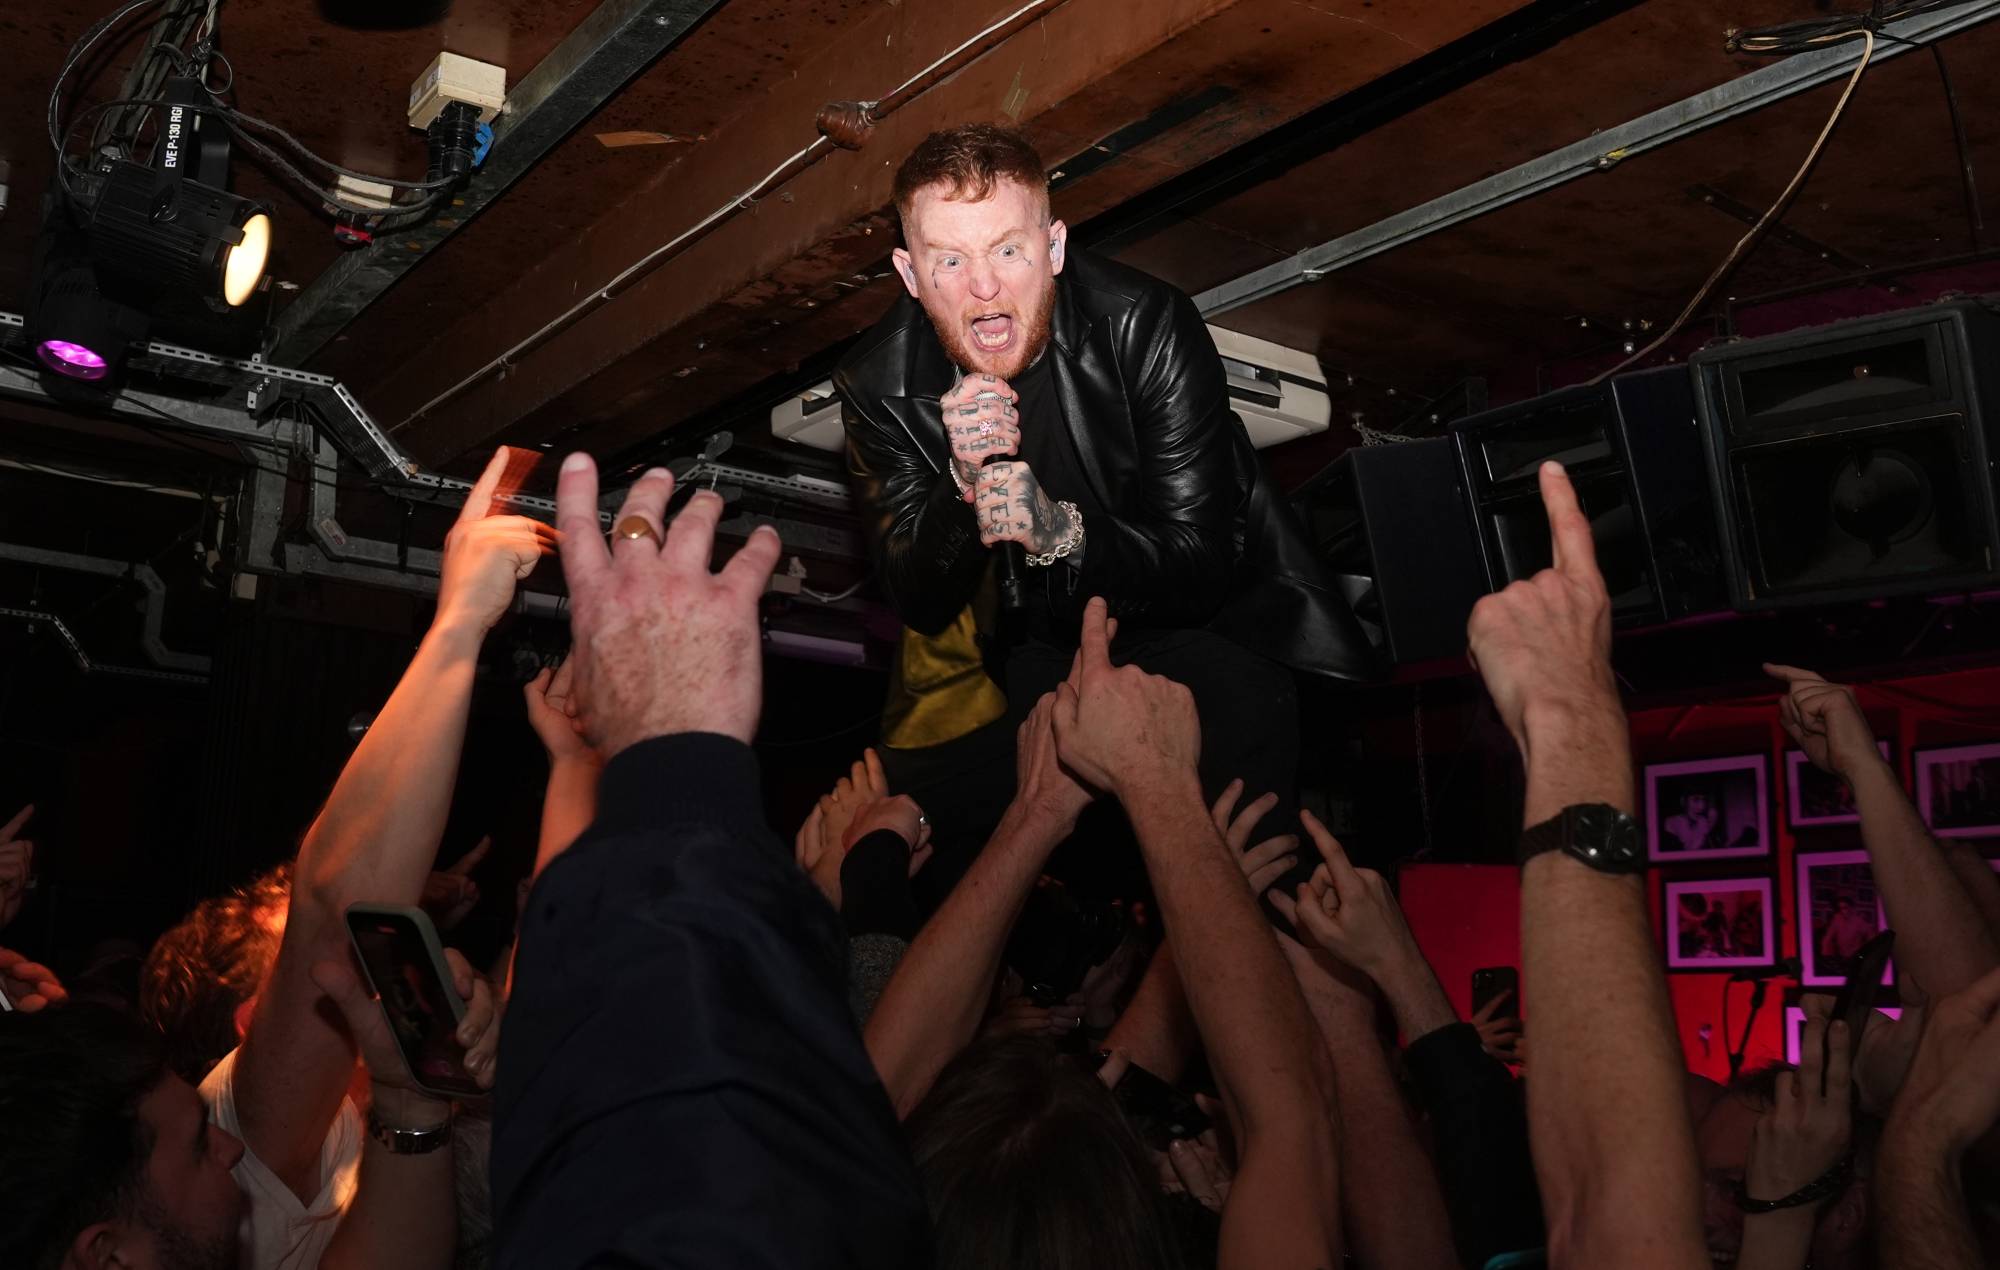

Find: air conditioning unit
<box><xmin>769</xmin><ymin>326</ymin><xmax>1329</xmax><ymax>453</ymax></box>
<box><xmin>770</xmin><ymin>380</ymin><xmax>846</xmax><ymax>452</ymax></box>
<box><xmin>1209</xmin><ymin>325</ymin><xmax>1331</xmax><ymax>450</ymax></box>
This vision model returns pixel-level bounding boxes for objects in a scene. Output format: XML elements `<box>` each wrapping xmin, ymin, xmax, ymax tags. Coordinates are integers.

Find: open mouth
<box><xmin>969</xmin><ymin>313</ymin><xmax>1015</xmax><ymax>352</ymax></box>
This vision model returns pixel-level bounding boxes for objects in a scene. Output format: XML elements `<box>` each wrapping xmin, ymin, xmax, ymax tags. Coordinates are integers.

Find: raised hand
<box><xmin>1212</xmin><ymin>779</ymin><xmax>1298</xmax><ymax>899</ymax></box>
<box><xmin>1270</xmin><ymin>810</ymin><xmax>1420</xmax><ymax>980</ymax></box>
<box><xmin>1053</xmin><ymin>597</ymin><xmax>1200</xmax><ymax>799</ymax></box>
<box><xmin>523</xmin><ymin>656</ymin><xmax>594</xmax><ymax>763</ymax></box>
<box><xmin>0</xmin><ymin>804</ymin><xmax>33</xmax><ymax>931</ymax></box>
<box><xmin>1885</xmin><ymin>964</ymin><xmax>2000</xmax><ymax>1158</ymax></box>
<box><xmin>1465</xmin><ymin>461</ymin><xmax>1618</xmax><ymax>756</ymax></box>
<box><xmin>941</xmin><ymin>371</ymin><xmax>1020</xmax><ymax>493</ymax></box>
<box><xmin>1015</xmin><ymin>691</ymin><xmax>1094</xmax><ymax>831</ymax></box>
<box><xmin>1763</xmin><ymin>663</ymin><xmax>1886</xmax><ymax>783</ymax></box>
<box><xmin>554</xmin><ymin>455</ymin><xmax>782</xmax><ymax>755</ymax></box>
<box><xmin>311</xmin><ymin>946</ymin><xmax>500</xmax><ymax>1094</ymax></box>
<box><xmin>1746</xmin><ymin>1000</ymin><xmax>1852</xmax><ymax>1202</ymax></box>
<box><xmin>0</xmin><ymin>946</ymin><xmax>65</xmax><ymax>1012</ymax></box>
<box><xmin>438</xmin><ymin>447</ymin><xmax>558</xmax><ymax>634</ymax></box>
<box><xmin>422</xmin><ymin>836</ymin><xmax>491</xmax><ymax>932</ymax></box>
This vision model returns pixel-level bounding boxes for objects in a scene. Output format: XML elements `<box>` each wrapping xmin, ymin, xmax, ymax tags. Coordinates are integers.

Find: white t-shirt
<box><xmin>200</xmin><ymin>1047</ymin><xmax>363</xmax><ymax>1270</ymax></box>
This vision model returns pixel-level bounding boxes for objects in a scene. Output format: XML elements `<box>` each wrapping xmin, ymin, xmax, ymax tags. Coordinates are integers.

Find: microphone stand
<box><xmin>1726</xmin><ymin>977</ymin><xmax>1771</xmax><ymax>1082</ymax></box>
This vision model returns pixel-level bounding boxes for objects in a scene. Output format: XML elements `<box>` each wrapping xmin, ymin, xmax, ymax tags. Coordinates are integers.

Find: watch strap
<box><xmin>367</xmin><ymin>1108</ymin><xmax>454</xmax><ymax>1155</ymax></box>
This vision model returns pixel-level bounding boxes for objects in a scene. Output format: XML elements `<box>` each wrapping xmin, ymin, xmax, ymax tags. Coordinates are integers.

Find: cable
<box><xmin>1590</xmin><ymin>28</ymin><xmax>1876</xmax><ymax>385</ymax></box>
<box><xmin>402</xmin><ymin>0</ymin><xmax>1066</xmax><ymax>425</ymax></box>
<box><xmin>801</xmin><ymin>577</ymin><xmax>872</xmax><ymax>604</ymax></box>
<box><xmin>1930</xmin><ymin>44</ymin><xmax>1985</xmax><ymax>249</ymax></box>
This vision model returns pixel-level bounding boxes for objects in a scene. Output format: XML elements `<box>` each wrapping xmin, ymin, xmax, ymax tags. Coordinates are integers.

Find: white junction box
<box><xmin>1208</xmin><ymin>324</ymin><xmax>1332</xmax><ymax>450</ymax></box>
<box><xmin>408</xmin><ymin>52</ymin><xmax>507</xmax><ymax>129</ymax></box>
<box><xmin>771</xmin><ymin>381</ymin><xmax>848</xmax><ymax>452</ymax></box>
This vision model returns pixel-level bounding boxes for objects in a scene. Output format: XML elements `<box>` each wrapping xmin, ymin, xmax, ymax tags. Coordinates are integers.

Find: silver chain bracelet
<box><xmin>1026</xmin><ymin>501</ymin><xmax>1083</xmax><ymax>567</ymax></box>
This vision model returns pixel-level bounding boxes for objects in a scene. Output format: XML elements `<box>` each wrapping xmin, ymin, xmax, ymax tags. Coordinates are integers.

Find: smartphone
<box><xmin>0</xmin><ymin>980</ymin><xmax>12</xmax><ymax>1012</ymax></box>
<box><xmin>1827</xmin><ymin>930</ymin><xmax>1895</xmax><ymax>1063</ymax></box>
<box><xmin>1472</xmin><ymin>966</ymin><xmax>1520</xmax><ymax>1018</ymax></box>
<box><xmin>343</xmin><ymin>903</ymin><xmax>483</xmax><ymax>1100</ymax></box>
<box><xmin>1094</xmin><ymin>1051</ymin><xmax>1211</xmax><ymax>1151</ymax></box>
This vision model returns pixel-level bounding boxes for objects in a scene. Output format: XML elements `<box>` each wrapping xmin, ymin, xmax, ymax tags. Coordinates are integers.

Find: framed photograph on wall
<box><xmin>1665</xmin><ymin>876</ymin><xmax>1776</xmax><ymax>971</ymax></box>
<box><xmin>1647</xmin><ymin>755</ymin><xmax>1771</xmax><ymax>862</ymax></box>
<box><xmin>1796</xmin><ymin>850</ymin><xmax>1892</xmax><ymax>987</ymax></box>
<box><xmin>1787</xmin><ymin>743</ymin><xmax>1892</xmax><ymax>828</ymax></box>
<box><xmin>1915</xmin><ymin>742</ymin><xmax>2000</xmax><ymax>838</ymax></box>
<box><xmin>1784</xmin><ymin>1005</ymin><xmax>1901</xmax><ymax>1064</ymax></box>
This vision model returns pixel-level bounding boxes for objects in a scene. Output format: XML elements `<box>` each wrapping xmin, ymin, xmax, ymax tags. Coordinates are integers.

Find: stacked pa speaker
<box><xmin>1306</xmin><ymin>294</ymin><xmax>2000</xmax><ymax>669</ymax></box>
<box><xmin>1451</xmin><ymin>366</ymin><xmax>1728</xmax><ymax>627</ymax></box>
<box><xmin>1693</xmin><ymin>298</ymin><xmax>2000</xmax><ymax>608</ymax></box>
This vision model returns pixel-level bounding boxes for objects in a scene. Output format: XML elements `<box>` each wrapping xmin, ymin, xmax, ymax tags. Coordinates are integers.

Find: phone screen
<box><xmin>347</xmin><ymin>913</ymin><xmax>483</xmax><ymax>1098</ymax></box>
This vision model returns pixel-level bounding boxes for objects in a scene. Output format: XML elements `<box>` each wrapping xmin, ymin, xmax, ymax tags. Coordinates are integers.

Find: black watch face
<box><xmin>1569</xmin><ymin>804</ymin><xmax>1643</xmax><ymax>871</ymax></box>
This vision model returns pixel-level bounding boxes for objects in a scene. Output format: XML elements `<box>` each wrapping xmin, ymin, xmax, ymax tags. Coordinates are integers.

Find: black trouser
<box><xmin>881</xmin><ymin>628</ymin><xmax>1303</xmax><ymax>910</ymax></box>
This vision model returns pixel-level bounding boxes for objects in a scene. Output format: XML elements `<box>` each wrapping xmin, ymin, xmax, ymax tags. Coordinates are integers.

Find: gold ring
<box><xmin>613</xmin><ymin>515</ymin><xmax>661</xmax><ymax>545</ymax></box>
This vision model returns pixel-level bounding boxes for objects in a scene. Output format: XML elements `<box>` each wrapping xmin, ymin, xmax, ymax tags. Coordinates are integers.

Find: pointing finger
<box><xmin>1539</xmin><ymin>461</ymin><xmax>1601</xmax><ymax>585</ymax></box>
<box><xmin>457</xmin><ymin>447</ymin><xmax>510</xmax><ymax>523</ymax></box>
<box><xmin>555</xmin><ymin>453</ymin><xmax>611</xmax><ymax>598</ymax></box>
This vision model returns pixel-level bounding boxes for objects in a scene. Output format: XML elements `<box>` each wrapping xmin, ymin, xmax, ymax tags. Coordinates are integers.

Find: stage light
<box><xmin>88</xmin><ymin>159</ymin><xmax>274</xmax><ymax>309</ymax></box>
<box><xmin>24</xmin><ymin>223</ymin><xmax>151</xmax><ymax>391</ymax></box>
<box><xmin>36</xmin><ymin>339</ymin><xmax>109</xmax><ymax>381</ymax></box>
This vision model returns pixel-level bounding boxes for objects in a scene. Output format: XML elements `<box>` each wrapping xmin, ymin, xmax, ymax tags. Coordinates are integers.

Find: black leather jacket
<box><xmin>836</xmin><ymin>248</ymin><xmax>1378</xmax><ymax>682</ymax></box>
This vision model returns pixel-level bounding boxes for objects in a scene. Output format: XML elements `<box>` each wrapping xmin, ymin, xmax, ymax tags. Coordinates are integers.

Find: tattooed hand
<box><xmin>974</xmin><ymin>460</ymin><xmax>1072</xmax><ymax>553</ymax></box>
<box><xmin>941</xmin><ymin>372</ymin><xmax>1020</xmax><ymax>496</ymax></box>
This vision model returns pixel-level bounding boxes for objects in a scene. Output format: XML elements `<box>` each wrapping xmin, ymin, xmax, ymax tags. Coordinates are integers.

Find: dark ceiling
<box><xmin>2</xmin><ymin>0</ymin><xmax>1997</xmax><ymax>511</ymax></box>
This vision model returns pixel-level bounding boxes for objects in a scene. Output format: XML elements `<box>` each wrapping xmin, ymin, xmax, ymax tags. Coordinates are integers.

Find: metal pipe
<box><xmin>1192</xmin><ymin>0</ymin><xmax>2000</xmax><ymax>317</ymax></box>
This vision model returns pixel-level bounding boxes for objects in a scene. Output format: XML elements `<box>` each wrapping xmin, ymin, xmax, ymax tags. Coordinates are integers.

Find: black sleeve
<box><xmin>493</xmin><ymin>734</ymin><xmax>931</xmax><ymax>1270</ymax></box>
<box><xmin>840</xmin><ymin>386</ymin><xmax>989</xmax><ymax>637</ymax></box>
<box><xmin>1074</xmin><ymin>285</ymin><xmax>1236</xmax><ymax>627</ymax></box>
<box><xmin>840</xmin><ymin>829</ymin><xmax>920</xmax><ymax>941</ymax></box>
<box><xmin>1402</xmin><ymin>1022</ymin><xmax>1545</xmax><ymax>1268</ymax></box>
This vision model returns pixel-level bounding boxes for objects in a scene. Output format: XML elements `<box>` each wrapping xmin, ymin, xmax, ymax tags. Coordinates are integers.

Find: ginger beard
<box><xmin>930</xmin><ymin>266</ymin><xmax>1055</xmax><ymax>381</ymax></box>
<box><xmin>895</xmin><ymin>179</ymin><xmax>1064</xmax><ymax>380</ymax></box>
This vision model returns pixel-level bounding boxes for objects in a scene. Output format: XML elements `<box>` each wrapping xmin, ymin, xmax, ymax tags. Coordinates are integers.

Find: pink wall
<box><xmin>1401</xmin><ymin>662</ymin><xmax>2000</xmax><ymax>1081</ymax></box>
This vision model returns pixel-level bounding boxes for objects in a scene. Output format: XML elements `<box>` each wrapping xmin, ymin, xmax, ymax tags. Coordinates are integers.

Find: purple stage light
<box><xmin>36</xmin><ymin>339</ymin><xmax>110</xmax><ymax>380</ymax></box>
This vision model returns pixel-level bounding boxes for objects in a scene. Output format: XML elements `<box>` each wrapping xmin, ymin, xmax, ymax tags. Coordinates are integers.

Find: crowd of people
<box><xmin>4</xmin><ymin>119</ymin><xmax>2000</xmax><ymax>1270</ymax></box>
<box><xmin>1</xmin><ymin>450</ymin><xmax>1996</xmax><ymax>1270</ymax></box>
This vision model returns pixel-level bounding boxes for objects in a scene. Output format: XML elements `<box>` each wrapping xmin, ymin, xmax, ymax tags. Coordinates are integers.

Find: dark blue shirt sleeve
<box><xmin>493</xmin><ymin>733</ymin><xmax>931</xmax><ymax>1269</ymax></box>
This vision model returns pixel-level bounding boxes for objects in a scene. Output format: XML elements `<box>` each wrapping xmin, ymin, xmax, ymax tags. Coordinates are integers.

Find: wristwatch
<box><xmin>367</xmin><ymin>1107</ymin><xmax>455</xmax><ymax>1155</ymax></box>
<box><xmin>1517</xmin><ymin>803</ymin><xmax>1645</xmax><ymax>874</ymax></box>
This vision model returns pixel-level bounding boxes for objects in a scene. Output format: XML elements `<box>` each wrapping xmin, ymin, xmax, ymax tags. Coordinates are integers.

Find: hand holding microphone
<box><xmin>943</xmin><ymin>372</ymin><xmax>1029</xmax><ymax>611</ymax></box>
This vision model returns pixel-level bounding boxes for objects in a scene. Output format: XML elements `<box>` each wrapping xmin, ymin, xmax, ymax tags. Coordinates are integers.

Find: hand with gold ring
<box><xmin>613</xmin><ymin>515</ymin><xmax>661</xmax><ymax>549</ymax></box>
<box><xmin>554</xmin><ymin>453</ymin><xmax>783</xmax><ymax>756</ymax></box>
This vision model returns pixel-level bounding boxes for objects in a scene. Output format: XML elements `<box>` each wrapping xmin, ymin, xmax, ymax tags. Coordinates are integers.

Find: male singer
<box><xmin>837</xmin><ymin>124</ymin><xmax>1375</xmax><ymax>858</ymax></box>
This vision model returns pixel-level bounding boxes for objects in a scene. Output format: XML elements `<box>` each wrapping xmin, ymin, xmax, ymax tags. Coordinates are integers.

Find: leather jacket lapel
<box><xmin>1048</xmin><ymin>277</ymin><xmax>1131</xmax><ymax>513</ymax></box>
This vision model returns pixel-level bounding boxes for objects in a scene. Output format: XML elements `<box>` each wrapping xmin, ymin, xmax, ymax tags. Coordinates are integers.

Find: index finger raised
<box><xmin>1299</xmin><ymin>808</ymin><xmax>1363</xmax><ymax>893</ymax></box>
<box><xmin>554</xmin><ymin>453</ymin><xmax>612</xmax><ymax>597</ymax></box>
<box><xmin>1078</xmin><ymin>596</ymin><xmax>1113</xmax><ymax>674</ymax></box>
<box><xmin>0</xmin><ymin>805</ymin><xmax>31</xmax><ymax>841</ymax></box>
<box><xmin>458</xmin><ymin>447</ymin><xmax>512</xmax><ymax>524</ymax></box>
<box><xmin>1539</xmin><ymin>461</ymin><xmax>1600</xmax><ymax>584</ymax></box>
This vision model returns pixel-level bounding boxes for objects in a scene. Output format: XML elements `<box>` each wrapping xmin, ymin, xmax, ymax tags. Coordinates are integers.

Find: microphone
<box><xmin>985</xmin><ymin>450</ymin><xmax>1028</xmax><ymax>613</ymax></box>
<box><xmin>1729</xmin><ymin>956</ymin><xmax>1801</xmax><ymax>982</ymax></box>
<box><xmin>970</xmin><ymin>386</ymin><xmax>1028</xmax><ymax>613</ymax></box>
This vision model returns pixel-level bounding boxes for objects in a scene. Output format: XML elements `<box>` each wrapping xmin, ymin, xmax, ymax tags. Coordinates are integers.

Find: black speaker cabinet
<box><xmin>1450</xmin><ymin>366</ymin><xmax>1728</xmax><ymax>627</ymax></box>
<box><xmin>1294</xmin><ymin>438</ymin><xmax>1486</xmax><ymax>666</ymax></box>
<box><xmin>1694</xmin><ymin>298</ymin><xmax>2000</xmax><ymax>609</ymax></box>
